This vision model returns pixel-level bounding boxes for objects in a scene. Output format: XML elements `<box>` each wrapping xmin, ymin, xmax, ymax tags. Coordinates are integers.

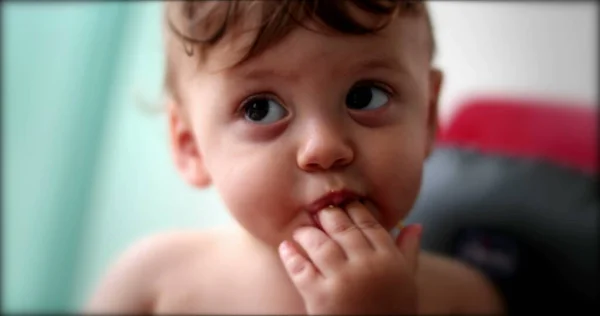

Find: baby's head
<box><xmin>164</xmin><ymin>0</ymin><xmax>442</xmax><ymax>247</ymax></box>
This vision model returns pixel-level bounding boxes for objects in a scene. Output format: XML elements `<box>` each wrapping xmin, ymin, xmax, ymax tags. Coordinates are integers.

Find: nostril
<box><xmin>304</xmin><ymin>162</ymin><xmax>323</xmax><ymax>171</ymax></box>
<box><xmin>303</xmin><ymin>159</ymin><xmax>349</xmax><ymax>172</ymax></box>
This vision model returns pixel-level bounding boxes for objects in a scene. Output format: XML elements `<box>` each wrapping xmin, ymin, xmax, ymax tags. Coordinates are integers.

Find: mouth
<box><xmin>302</xmin><ymin>190</ymin><xmax>390</xmax><ymax>234</ymax></box>
<box><xmin>305</xmin><ymin>189</ymin><xmax>364</xmax><ymax>215</ymax></box>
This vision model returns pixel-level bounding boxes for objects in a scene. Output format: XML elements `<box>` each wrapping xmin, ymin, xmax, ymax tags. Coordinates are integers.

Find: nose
<box><xmin>297</xmin><ymin>121</ymin><xmax>355</xmax><ymax>172</ymax></box>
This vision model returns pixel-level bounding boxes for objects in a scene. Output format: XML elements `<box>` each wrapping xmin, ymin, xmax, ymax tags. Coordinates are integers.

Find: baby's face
<box><xmin>169</xmin><ymin>14</ymin><xmax>441</xmax><ymax>247</ymax></box>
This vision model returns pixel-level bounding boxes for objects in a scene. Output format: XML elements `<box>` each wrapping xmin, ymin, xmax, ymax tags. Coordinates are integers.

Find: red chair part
<box><xmin>437</xmin><ymin>97</ymin><xmax>598</xmax><ymax>174</ymax></box>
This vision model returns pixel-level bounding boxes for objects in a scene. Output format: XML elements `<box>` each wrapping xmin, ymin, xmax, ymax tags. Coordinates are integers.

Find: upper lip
<box><xmin>306</xmin><ymin>189</ymin><xmax>363</xmax><ymax>214</ymax></box>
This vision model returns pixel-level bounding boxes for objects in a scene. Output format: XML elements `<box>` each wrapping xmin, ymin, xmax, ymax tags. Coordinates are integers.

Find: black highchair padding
<box><xmin>405</xmin><ymin>147</ymin><xmax>598</xmax><ymax>314</ymax></box>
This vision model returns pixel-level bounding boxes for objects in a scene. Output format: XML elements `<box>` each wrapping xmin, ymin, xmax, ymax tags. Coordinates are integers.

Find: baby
<box><xmin>86</xmin><ymin>1</ymin><xmax>505</xmax><ymax>314</ymax></box>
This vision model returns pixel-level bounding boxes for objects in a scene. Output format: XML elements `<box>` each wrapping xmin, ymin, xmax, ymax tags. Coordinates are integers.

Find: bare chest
<box><xmin>153</xmin><ymin>261</ymin><xmax>306</xmax><ymax>314</ymax></box>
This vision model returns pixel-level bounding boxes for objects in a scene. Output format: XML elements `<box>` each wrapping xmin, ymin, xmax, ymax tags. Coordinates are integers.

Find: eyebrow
<box><xmin>236</xmin><ymin>67</ymin><xmax>298</xmax><ymax>82</ymax></box>
<box><xmin>235</xmin><ymin>56</ymin><xmax>407</xmax><ymax>82</ymax></box>
<box><xmin>351</xmin><ymin>56</ymin><xmax>411</xmax><ymax>75</ymax></box>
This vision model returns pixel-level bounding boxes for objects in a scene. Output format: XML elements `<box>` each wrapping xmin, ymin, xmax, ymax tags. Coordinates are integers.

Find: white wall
<box><xmin>429</xmin><ymin>1</ymin><xmax>597</xmax><ymax>122</ymax></box>
<box><xmin>72</xmin><ymin>1</ymin><xmax>598</xmax><ymax>308</ymax></box>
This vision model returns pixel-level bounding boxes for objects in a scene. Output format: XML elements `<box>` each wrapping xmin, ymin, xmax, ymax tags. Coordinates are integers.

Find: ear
<box><xmin>424</xmin><ymin>68</ymin><xmax>443</xmax><ymax>158</ymax></box>
<box><xmin>168</xmin><ymin>101</ymin><xmax>212</xmax><ymax>188</ymax></box>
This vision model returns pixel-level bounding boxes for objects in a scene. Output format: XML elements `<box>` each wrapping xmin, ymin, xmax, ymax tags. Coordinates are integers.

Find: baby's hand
<box><xmin>278</xmin><ymin>201</ymin><xmax>422</xmax><ymax>315</ymax></box>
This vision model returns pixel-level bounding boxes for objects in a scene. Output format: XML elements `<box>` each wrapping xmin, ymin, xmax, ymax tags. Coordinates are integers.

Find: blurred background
<box><xmin>2</xmin><ymin>1</ymin><xmax>597</xmax><ymax>312</ymax></box>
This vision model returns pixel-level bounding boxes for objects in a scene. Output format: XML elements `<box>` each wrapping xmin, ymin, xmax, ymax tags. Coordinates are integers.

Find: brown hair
<box><xmin>163</xmin><ymin>0</ymin><xmax>435</xmax><ymax>101</ymax></box>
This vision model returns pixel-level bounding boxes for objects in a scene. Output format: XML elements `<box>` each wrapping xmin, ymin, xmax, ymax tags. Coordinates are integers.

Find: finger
<box><xmin>279</xmin><ymin>240</ymin><xmax>323</xmax><ymax>292</ymax></box>
<box><xmin>395</xmin><ymin>223</ymin><xmax>423</xmax><ymax>274</ymax></box>
<box><xmin>292</xmin><ymin>226</ymin><xmax>347</xmax><ymax>277</ymax></box>
<box><xmin>318</xmin><ymin>206</ymin><xmax>372</xmax><ymax>256</ymax></box>
<box><xmin>345</xmin><ymin>200</ymin><xmax>395</xmax><ymax>249</ymax></box>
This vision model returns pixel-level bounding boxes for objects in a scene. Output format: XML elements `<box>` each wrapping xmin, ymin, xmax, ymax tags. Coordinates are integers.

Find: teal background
<box><xmin>2</xmin><ymin>1</ymin><xmax>595</xmax><ymax>313</ymax></box>
<box><xmin>2</xmin><ymin>2</ymin><xmax>230</xmax><ymax>312</ymax></box>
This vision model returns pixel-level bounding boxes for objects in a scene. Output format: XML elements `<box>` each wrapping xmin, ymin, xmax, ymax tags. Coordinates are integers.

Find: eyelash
<box><xmin>353</xmin><ymin>80</ymin><xmax>395</xmax><ymax>97</ymax></box>
<box><xmin>237</xmin><ymin>93</ymin><xmax>285</xmax><ymax>112</ymax></box>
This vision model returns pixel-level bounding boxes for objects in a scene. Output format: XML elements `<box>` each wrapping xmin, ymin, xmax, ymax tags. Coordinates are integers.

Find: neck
<box><xmin>215</xmin><ymin>224</ymin><xmax>307</xmax><ymax>313</ymax></box>
<box><xmin>233</xmin><ymin>224</ymin><xmax>303</xmax><ymax>294</ymax></box>
<box><xmin>233</xmin><ymin>224</ymin><xmax>288</xmax><ymax>264</ymax></box>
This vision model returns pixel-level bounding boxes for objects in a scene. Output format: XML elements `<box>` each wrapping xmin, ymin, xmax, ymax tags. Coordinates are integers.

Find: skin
<box><xmin>85</xmin><ymin>9</ymin><xmax>505</xmax><ymax>315</ymax></box>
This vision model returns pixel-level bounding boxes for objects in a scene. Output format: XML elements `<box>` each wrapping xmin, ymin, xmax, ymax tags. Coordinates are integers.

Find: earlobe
<box><xmin>425</xmin><ymin>68</ymin><xmax>443</xmax><ymax>158</ymax></box>
<box><xmin>168</xmin><ymin>101</ymin><xmax>212</xmax><ymax>188</ymax></box>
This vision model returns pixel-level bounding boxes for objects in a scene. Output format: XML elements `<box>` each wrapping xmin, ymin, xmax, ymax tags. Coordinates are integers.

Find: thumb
<box><xmin>395</xmin><ymin>223</ymin><xmax>423</xmax><ymax>274</ymax></box>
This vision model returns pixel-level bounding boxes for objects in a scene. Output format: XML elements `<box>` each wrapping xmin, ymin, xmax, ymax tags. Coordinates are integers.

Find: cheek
<box><xmin>205</xmin><ymin>144</ymin><xmax>300</xmax><ymax>244</ymax></box>
<box><xmin>361</xmin><ymin>126</ymin><xmax>428</xmax><ymax>228</ymax></box>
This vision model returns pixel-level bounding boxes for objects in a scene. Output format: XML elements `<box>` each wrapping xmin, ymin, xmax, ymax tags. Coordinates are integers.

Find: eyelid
<box><xmin>237</xmin><ymin>92</ymin><xmax>286</xmax><ymax>114</ymax></box>
<box><xmin>353</xmin><ymin>80</ymin><xmax>395</xmax><ymax>96</ymax></box>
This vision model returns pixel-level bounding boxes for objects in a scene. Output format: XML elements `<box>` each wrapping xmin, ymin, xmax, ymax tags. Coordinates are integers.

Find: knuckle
<box><xmin>308</xmin><ymin>234</ymin><xmax>329</xmax><ymax>250</ymax></box>
<box><xmin>329</xmin><ymin>222</ymin><xmax>358</xmax><ymax>235</ymax></box>
<box><xmin>356</xmin><ymin>219</ymin><xmax>382</xmax><ymax>230</ymax></box>
<box><xmin>301</xmin><ymin>233</ymin><xmax>334</xmax><ymax>255</ymax></box>
<box><xmin>313</xmin><ymin>238</ymin><xmax>338</xmax><ymax>256</ymax></box>
<box><xmin>287</xmin><ymin>255</ymin><xmax>308</xmax><ymax>275</ymax></box>
<box><xmin>295</xmin><ymin>228</ymin><xmax>322</xmax><ymax>247</ymax></box>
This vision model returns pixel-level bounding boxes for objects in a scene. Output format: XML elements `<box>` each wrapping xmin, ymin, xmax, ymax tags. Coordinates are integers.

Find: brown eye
<box><xmin>242</xmin><ymin>97</ymin><xmax>287</xmax><ymax>124</ymax></box>
<box><xmin>346</xmin><ymin>85</ymin><xmax>389</xmax><ymax>110</ymax></box>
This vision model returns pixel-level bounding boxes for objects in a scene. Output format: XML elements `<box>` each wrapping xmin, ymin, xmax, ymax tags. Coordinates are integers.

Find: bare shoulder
<box><xmin>84</xmin><ymin>229</ymin><xmax>221</xmax><ymax>313</ymax></box>
<box><xmin>417</xmin><ymin>251</ymin><xmax>505</xmax><ymax>315</ymax></box>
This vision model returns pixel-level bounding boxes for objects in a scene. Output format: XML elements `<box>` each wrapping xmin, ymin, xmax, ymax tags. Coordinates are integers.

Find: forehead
<box><xmin>174</xmin><ymin>14</ymin><xmax>431</xmax><ymax>95</ymax></box>
<box><xmin>213</xmin><ymin>18</ymin><xmax>426</xmax><ymax>79</ymax></box>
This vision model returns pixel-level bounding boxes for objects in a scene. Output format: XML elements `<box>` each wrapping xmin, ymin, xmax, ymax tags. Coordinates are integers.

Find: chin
<box><xmin>249</xmin><ymin>224</ymin><xmax>307</xmax><ymax>248</ymax></box>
